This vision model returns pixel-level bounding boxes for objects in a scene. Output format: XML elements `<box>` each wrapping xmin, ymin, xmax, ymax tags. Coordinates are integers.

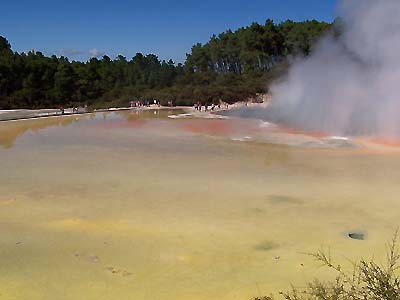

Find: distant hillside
<box><xmin>0</xmin><ymin>19</ymin><xmax>331</xmax><ymax>109</ymax></box>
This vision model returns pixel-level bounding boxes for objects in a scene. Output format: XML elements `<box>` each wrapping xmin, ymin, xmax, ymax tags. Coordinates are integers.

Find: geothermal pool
<box><xmin>0</xmin><ymin>109</ymin><xmax>400</xmax><ymax>300</ymax></box>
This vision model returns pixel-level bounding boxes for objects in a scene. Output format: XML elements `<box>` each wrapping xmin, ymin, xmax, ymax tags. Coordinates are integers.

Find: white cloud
<box><xmin>89</xmin><ymin>48</ymin><xmax>104</xmax><ymax>58</ymax></box>
<box><xmin>57</xmin><ymin>48</ymin><xmax>83</xmax><ymax>57</ymax></box>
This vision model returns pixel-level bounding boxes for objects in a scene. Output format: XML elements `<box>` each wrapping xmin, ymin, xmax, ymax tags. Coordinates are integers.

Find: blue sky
<box><xmin>0</xmin><ymin>0</ymin><xmax>338</xmax><ymax>63</ymax></box>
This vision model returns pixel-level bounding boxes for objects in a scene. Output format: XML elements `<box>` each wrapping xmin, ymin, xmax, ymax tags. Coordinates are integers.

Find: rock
<box><xmin>106</xmin><ymin>266</ymin><xmax>132</xmax><ymax>277</ymax></box>
<box><xmin>122</xmin><ymin>270</ymin><xmax>132</xmax><ymax>277</ymax></box>
<box><xmin>74</xmin><ymin>253</ymin><xmax>100</xmax><ymax>263</ymax></box>
<box><xmin>87</xmin><ymin>254</ymin><xmax>100</xmax><ymax>263</ymax></box>
<box><xmin>348</xmin><ymin>232</ymin><xmax>365</xmax><ymax>240</ymax></box>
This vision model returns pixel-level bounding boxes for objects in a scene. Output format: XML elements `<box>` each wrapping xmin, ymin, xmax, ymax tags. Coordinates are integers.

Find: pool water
<box><xmin>0</xmin><ymin>109</ymin><xmax>399</xmax><ymax>300</ymax></box>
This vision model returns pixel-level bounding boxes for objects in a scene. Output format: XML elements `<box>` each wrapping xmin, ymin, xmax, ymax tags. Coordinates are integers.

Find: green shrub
<box><xmin>258</xmin><ymin>229</ymin><xmax>400</xmax><ymax>300</ymax></box>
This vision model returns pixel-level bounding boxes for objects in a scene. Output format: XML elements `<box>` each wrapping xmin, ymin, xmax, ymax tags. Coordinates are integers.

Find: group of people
<box><xmin>130</xmin><ymin>100</ymin><xmax>161</xmax><ymax>108</ymax></box>
<box><xmin>194</xmin><ymin>102</ymin><xmax>226</xmax><ymax>112</ymax></box>
<box><xmin>59</xmin><ymin>105</ymin><xmax>87</xmax><ymax>115</ymax></box>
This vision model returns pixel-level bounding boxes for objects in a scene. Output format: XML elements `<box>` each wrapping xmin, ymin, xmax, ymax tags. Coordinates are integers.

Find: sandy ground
<box><xmin>0</xmin><ymin>109</ymin><xmax>400</xmax><ymax>300</ymax></box>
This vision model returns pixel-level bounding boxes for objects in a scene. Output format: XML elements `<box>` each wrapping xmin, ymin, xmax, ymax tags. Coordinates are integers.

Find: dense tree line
<box><xmin>0</xmin><ymin>19</ymin><xmax>331</xmax><ymax>109</ymax></box>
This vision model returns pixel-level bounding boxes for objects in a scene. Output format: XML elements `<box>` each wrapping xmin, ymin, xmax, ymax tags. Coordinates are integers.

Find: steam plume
<box><xmin>268</xmin><ymin>0</ymin><xmax>400</xmax><ymax>137</ymax></box>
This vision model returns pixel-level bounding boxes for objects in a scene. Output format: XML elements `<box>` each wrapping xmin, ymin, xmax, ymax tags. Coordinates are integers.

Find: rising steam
<box><xmin>268</xmin><ymin>0</ymin><xmax>400</xmax><ymax>137</ymax></box>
